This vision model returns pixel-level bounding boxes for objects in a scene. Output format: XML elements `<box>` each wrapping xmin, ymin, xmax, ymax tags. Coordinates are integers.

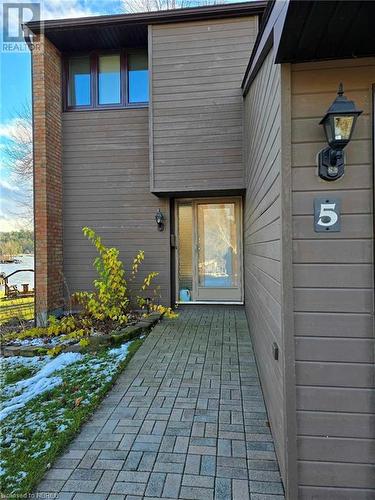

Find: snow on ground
<box><xmin>1</xmin><ymin>340</ymin><xmax>135</xmax><ymax>495</ymax></box>
<box><xmin>1</xmin><ymin>376</ymin><xmax>63</xmax><ymax>421</ymax></box>
<box><xmin>30</xmin><ymin>441</ymin><xmax>51</xmax><ymax>459</ymax></box>
<box><xmin>1</xmin><ymin>355</ymin><xmax>49</xmax><ymax>369</ymax></box>
<box><xmin>11</xmin><ymin>337</ymin><xmax>71</xmax><ymax>347</ymax></box>
<box><xmin>109</xmin><ymin>342</ymin><xmax>129</xmax><ymax>358</ymax></box>
<box><xmin>1</xmin><ymin>344</ymin><xmax>130</xmax><ymax>422</ymax></box>
<box><xmin>5</xmin><ymin>353</ymin><xmax>83</xmax><ymax>394</ymax></box>
<box><xmin>0</xmin><ymin>353</ymin><xmax>83</xmax><ymax>421</ymax></box>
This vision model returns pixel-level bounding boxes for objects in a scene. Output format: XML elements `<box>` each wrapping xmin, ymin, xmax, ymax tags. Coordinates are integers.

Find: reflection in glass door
<box><xmin>176</xmin><ymin>198</ymin><xmax>242</xmax><ymax>302</ymax></box>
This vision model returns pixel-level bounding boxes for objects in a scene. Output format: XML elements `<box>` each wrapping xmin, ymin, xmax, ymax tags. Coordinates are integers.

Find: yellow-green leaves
<box><xmin>141</xmin><ymin>272</ymin><xmax>159</xmax><ymax>291</ymax></box>
<box><xmin>74</xmin><ymin>227</ymin><xmax>130</xmax><ymax>325</ymax></box>
<box><xmin>47</xmin><ymin>345</ymin><xmax>63</xmax><ymax>357</ymax></box>
<box><xmin>131</xmin><ymin>250</ymin><xmax>145</xmax><ymax>278</ymax></box>
<box><xmin>77</xmin><ymin>229</ymin><xmax>175</xmax><ymax>325</ymax></box>
<box><xmin>150</xmin><ymin>304</ymin><xmax>179</xmax><ymax>319</ymax></box>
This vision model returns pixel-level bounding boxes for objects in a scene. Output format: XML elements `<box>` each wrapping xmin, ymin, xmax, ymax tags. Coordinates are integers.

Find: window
<box><xmin>98</xmin><ymin>54</ymin><xmax>121</xmax><ymax>105</ymax></box>
<box><xmin>65</xmin><ymin>49</ymin><xmax>148</xmax><ymax>110</ymax></box>
<box><xmin>128</xmin><ymin>51</ymin><xmax>148</xmax><ymax>104</ymax></box>
<box><xmin>68</xmin><ymin>56</ymin><xmax>91</xmax><ymax>106</ymax></box>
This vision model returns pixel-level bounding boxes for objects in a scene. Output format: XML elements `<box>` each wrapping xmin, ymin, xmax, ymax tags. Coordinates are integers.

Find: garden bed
<box><xmin>0</xmin><ymin>337</ymin><xmax>143</xmax><ymax>496</ymax></box>
<box><xmin>1</xmin><ymin>312</ymin><xmax>162</xmax><ymax>357</ymax></box>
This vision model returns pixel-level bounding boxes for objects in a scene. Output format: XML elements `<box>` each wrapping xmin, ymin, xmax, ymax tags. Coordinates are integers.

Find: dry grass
<box><xmin>0</xmin><ymin>291</ymin><xmax>34</xmax><ymax>325</ymax></box>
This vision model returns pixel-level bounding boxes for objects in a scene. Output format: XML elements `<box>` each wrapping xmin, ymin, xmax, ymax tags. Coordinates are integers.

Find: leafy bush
<box><xmin>5</xmin><ymin>227</ymin><xmax>176</xmax><ymax>347</ymax></box>
<box><xmin>73</xmin><ymin>227</ymin><xmax>131</xmax><ymax>324</ymax></box>
<box><xmin>73</xmin><ymin>227</ymin><xmax>176</xmax><ymax>323</ymax></box>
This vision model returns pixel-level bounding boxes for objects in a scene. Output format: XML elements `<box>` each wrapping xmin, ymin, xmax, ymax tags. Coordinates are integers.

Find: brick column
<box><xmin>32</xmin><ymin>35</ymin><xmax>63</xmax><ymax>324</ymax></box>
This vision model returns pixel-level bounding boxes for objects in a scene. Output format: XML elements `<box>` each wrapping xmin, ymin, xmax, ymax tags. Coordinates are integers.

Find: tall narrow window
<box><xmin>68</xmin><ymin>56</ymin><xmax>91</xmax><ymax>106</ymax></box>
<box><xmin>177</xmin><ymin>202</ymin><xmax>193</xmax><ymax>299</ymax></box>
<box><xmin>98</xmin><ymin>54</ymin><xmax>121</xmax><ymax>105</ymax></box>
<box><xmin>128</xmin><ymin>50</ymin><xmax>148</xmax><ymax>104</ymax></box>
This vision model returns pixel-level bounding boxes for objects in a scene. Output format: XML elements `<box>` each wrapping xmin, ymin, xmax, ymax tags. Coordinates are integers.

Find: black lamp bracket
<box><xmin>155</xmin><ymin>209</ymin><xmax>165</xmax><ymax>231</ymax></box>
<box><xmin>318</xmin><ymin>147</ymin><xmax>345</xmax><ymax>181</ymax></box>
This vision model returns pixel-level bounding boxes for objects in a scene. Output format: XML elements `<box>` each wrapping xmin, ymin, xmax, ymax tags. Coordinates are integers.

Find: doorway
<box><xmin>175</xmin><ymin>197</ymin><xmax>243</xmax><ymax>303</ymax></box>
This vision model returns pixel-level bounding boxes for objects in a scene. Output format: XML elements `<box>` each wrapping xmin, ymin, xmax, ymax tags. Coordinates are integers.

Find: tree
<box><xmin>123</xmin><ymin>0</ymin><xmax>228</xmax><ymax>13</ymax></box>
<box><xmin>0</xmin><ymin>240</ymin><xmax>22</xmax><ymax>260</ymax></box>
<box><xmin>0</xmin><ymin>230</ymin><xmax>34</xmax><ymax>255</ymax></box>
<box><xmin>3</xmin><ymin>103</ymin><xmax>33</xmax><ymax>227</ymax></box>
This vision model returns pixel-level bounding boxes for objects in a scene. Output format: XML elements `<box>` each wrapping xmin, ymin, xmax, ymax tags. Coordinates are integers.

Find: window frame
<box><xmin>63</xmin><ymin>49</ymin><xmax>148</xmax><ymax>111</ymax></box>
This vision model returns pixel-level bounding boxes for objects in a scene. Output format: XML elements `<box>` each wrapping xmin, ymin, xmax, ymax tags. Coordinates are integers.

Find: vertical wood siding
<box><xmin>62</xmin><ymin>108</ymin><xmax>170</xmax><ymax>303</ymax></box>
<box><xmin>291</xmin><ymin>58</ymin><xmax>375</xmax><ymax>498</ymax></box>
<box><xmin>150</xmin><ymin>16</ymin><xmax>258</xmax><ymax>193</ymax></box>
<box><xmin>243</xmin><ymin>48</ymin><xmax>287</xmax><ymax>480</ymax></box>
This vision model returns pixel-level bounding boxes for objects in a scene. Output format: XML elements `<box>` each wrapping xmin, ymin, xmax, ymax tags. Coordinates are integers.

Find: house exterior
<box><xmin>27</xmin><ymin>1</ymin><xmax>374</xmax><ymax>498</ymax></box>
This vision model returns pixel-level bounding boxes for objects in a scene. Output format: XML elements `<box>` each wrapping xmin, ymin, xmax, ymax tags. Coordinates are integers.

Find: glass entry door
<box><xmin>176</xmin><ymin>198</ymin><xmax>243</xmax><ymax>302</ymax></box>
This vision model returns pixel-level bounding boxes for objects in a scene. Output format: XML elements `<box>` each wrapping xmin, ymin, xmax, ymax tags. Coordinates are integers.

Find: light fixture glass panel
<box><xmin>334</xmin><ymin>115</ymin><xmax>354</xmax><ymax>140</ymax></box>
<box><xmin>324</xmin><ymin>117</ymin><xmax>334</xmax><ymax>145</ymax></box>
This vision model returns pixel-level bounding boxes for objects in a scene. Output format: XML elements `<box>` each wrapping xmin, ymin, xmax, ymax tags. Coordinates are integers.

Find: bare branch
<box><xmin>123</xmin><ymin>0</ymin><xmax>228</xmax><ymax>13</ymax></box>
<box><xmin>3</xmin><ymin>103</ymin><xmax>33</xmax><ymax>226</ymax></box>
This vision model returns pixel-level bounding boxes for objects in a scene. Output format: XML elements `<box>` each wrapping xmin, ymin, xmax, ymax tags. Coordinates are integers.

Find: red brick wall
<box><xmin>32</xmin><ymin>35</ymin><xmax>63</xmax><ymax>323</ymax></box>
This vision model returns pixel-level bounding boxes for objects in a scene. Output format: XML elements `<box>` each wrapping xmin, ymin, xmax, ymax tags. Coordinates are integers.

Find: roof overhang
<box><xmin>242</xmin><ymin>0</ymin><xmax>375</xmax><ymax>95</ymax></box>
<box><xmin>276</xmin><ymin>0</ymin><xmax>375</xmax><ymax>64</ymax></box>
<box><xmin>25</xmin><ymin>1</ymin><xmax>266</xmax><ymax>52</ymax></box>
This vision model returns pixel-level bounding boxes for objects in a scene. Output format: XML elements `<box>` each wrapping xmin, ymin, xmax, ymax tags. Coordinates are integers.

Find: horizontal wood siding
<box><xmin>151</xmin><ymin>17</ymin><xmax>258</xmax><ymax>193</ymax></box>
<box><xmin>243</xmin><ymin>48</ymin><xmax>287</xmax><ymax>481</ymax></box>
<box><xmin>291</xmin><ymin>58</ymin><xmax>375</xmax><ymax>499</ymax></box>
<box><xmin>62</xmin><ymin>108</ymin><xmax>170</xmax><ymax>303</ymax></box>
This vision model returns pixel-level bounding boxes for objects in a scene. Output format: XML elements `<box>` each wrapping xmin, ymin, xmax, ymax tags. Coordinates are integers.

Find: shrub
<box><xmin>73</xmin><ymin>227</ymin><xmax>176</xmax><ymax>323</ymax></box>
<box><xmin>5</xmin><ymin>227</ymin><xmax>177</xmax><ymax>347</ymax></box>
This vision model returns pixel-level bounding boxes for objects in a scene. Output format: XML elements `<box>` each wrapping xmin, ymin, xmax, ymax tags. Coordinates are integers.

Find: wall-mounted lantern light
<box><xmin>155</xmin><ymin>209</ymin><xmax>165</xmax><ymax>231</ymax></box>
<box><xmin>318</xmin><ymin>83</ymin><xmax>362</xmax><ymax>181</ymax></box>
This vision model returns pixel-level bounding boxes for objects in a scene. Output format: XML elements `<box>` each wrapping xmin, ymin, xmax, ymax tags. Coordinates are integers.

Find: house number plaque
<box><xmin>314</xmin><ymin>198</ymin><xmax>341</xmax><ymax>232</ymax></box>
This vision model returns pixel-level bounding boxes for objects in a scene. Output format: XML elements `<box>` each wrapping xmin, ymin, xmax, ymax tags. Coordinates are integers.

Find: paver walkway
<box><xmin>36</xmin><ymin>306</ymin><xmax>285</xmax><ymax>500</ymax></box>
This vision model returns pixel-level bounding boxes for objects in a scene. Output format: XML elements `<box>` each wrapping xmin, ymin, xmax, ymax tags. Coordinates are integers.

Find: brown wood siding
<box><xmin>150</xmin><ymin>17</ymin><xmax>258</xmax><ymax>193</ymax></box>
<box><xmin>62</xmin><ymin>108</ymin><xmax>170</xmax><ymax>303</ymax></box>
<box><xmin>243</xmin><ymin>48</ymin><xmax>287</xmax><ymax>481</ymax></box>
<box><xmin>291</xmin><ymin>58</ymin><xmax>375</xmax><ymax>499</ymax></box>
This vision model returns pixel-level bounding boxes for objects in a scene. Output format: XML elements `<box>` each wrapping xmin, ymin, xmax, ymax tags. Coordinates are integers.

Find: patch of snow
<box><xmin>11</xmin><ymin>337</ymin><xmax>70</xmax><ymax>347</ymax></box>
<box><xmin>5</xmin><ymin>353</ymin><xmax>83</xmax><ymax>394</ymax></box>
<box><xmin>2</xmin><ymin>435</ymin><xmax>13</xmax><ymax>445</ymax></box>
<box><xmin>13</xmin><ymin>471</ymin><xmax>27</xmax><ymax>483</ymax></box>
<box><xmin>0</xmin><ymin>353</ymin><xmax>83</xmax><ymax>421</ymax></box>
<box><xmin>31</xmin><ymin>441</ymin><xmax>51</xmax><ymax>458</ymax></box>
<box><xmin>0</xmin><ymin>376</ymin><xmax>62</xmax><ymax>421</ymax></box>
<box><xmin>1</xmin><ymin>355</ymin><xmax>49</xmax><ymax>369</ymax></box>
<box><xmin>108</xmin><ymin>342</ymin><xmax>129</xmax><ymax>359</ymax></box>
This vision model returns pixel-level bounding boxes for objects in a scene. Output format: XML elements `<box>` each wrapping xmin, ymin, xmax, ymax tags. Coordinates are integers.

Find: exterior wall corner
<box><xmin>32</xmin><ymin>34</ymin><xmax>64</xmax><ymax>323</ymax></box>
<box><xmin>280</xmin><ymin>61</ymin><xmax>298</xmax><ymax>500</ymax></box>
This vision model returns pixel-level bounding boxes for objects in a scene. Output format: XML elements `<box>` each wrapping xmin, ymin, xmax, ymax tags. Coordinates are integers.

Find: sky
<box><xmin>0</xmin><ymin>0</ymin><xmax>246</xmax><ymax>232</ymax></box>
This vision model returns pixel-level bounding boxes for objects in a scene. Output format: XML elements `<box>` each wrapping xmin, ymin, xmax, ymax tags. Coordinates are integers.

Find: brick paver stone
<box><xmin>35</xmin><ymin>306</ymin><xmax>285</xmax><ymax>499</ymax></box>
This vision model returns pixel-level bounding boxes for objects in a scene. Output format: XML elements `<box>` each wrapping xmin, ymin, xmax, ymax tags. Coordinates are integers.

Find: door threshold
<box><xmin>176</xmin><ymin>301</ymin><xmax>244</xmax><ymax>305</ymax></box>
